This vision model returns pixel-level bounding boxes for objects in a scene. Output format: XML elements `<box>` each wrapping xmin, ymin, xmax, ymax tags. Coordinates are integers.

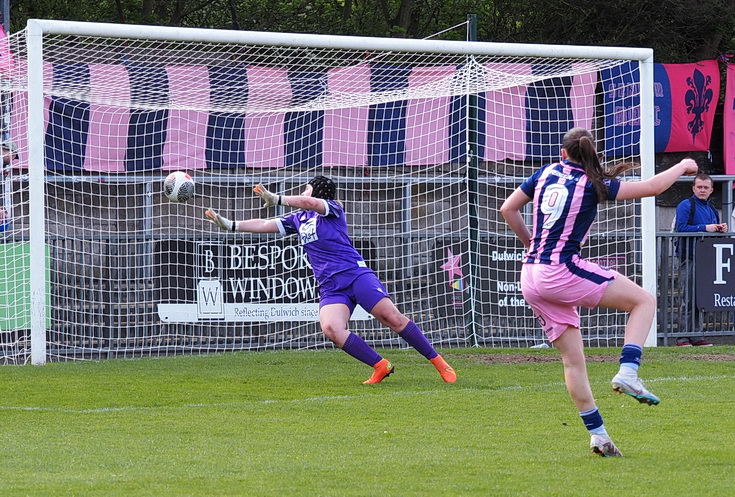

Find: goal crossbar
<box><xmin>27</xmin><ymin>19</ymin><xmax>653</xmax><ymax>61</ymax></box>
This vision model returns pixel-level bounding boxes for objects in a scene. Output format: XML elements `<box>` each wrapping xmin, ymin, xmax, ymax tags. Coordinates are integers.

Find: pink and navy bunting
<box><xmin>12</xmin><ymin>61</ymin><xmax>601</xmax><ymax>172</ymax></box>
<box><xmin>126</xmin><ymin>65</ymin><xmax>170</xmax><ymax>171</ymax></box>
<box><xmin>285</xmin><ymin>69</ymin><xmax>325</xmax><ymax>168</ymax></box>
<box><xmin>45</xmin><ymin>63</ymin><xmax>91</xmax><ymax>171</ymax></box>
<box><xmin>367</xmin><ymin>64</ymin><xmax>411</xmax><ymax>167</ymax></box>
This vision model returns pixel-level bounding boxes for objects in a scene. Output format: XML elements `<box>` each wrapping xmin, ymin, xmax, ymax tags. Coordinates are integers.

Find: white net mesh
<box><xmin>0</xmin><ymin>25</ymin><xmax>647</xmax><ymax>362</ymax></box>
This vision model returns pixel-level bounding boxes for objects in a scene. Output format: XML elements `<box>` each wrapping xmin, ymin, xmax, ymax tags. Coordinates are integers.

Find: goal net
<box><xmin>0</xmin><ymin>20</ymin><xmax>654</xmax><ymax>364</ymax></box>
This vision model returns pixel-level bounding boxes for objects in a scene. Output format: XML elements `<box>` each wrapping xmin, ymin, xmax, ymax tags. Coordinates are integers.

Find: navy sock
<box><xmin>342</xmin><ymin>332</ymin><xmax>382</xmax><ymax>367</ymax></box>
<box><xmin>398</xmin><ymin>321</ymin><xmax>438</xmax><ymax>360</ymax></box>
<box><xmin>619</xmin><ymin>343</ymin><xmax>643</xmax><ymax>369</ymax></box>
<box><xmin>580</xmin><ymin>407</ymin><xmax>604</xmax><ymax>433</ymax></box>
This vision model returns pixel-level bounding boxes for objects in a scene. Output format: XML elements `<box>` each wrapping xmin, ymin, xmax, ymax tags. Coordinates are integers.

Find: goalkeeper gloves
<box><xmin>254</xmin><ymin>184</ymin><xmax>288</xmax><ymax>208</ymax></box>
<box><xmin>205</xmin><ymin>209</ymin><xmax>236</xmax><ymax>232</ymax></box>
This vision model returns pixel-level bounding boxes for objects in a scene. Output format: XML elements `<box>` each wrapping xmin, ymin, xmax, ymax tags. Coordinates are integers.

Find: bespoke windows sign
<box><xmin>156</xmin><ymin>240</ymin><xmax>371</xmax><ymax>323</ymax></box>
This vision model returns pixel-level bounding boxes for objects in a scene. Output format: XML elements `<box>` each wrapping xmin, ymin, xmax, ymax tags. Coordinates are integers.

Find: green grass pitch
<box><xmin>1</xmin><ymin>346</ymin><xmax>733</xmax><ymax>496</ymax></box>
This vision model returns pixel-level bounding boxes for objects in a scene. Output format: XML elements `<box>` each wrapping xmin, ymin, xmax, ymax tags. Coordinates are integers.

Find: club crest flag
<box><xmin>724</xmin><ymin>63</ymin><xmax>735</xmax><ymax>175</ymax></box>
<box><xmin>654</xmin><ymin>60</ymin><xmax>719</xmax><ymax>153</ymax></box>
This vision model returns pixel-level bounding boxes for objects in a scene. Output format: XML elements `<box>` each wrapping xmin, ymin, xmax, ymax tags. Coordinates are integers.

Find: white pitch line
<box><xmin>1</xmin><ymin>374</ymin><xmax>733</xmax><ymax>414</ymax></box>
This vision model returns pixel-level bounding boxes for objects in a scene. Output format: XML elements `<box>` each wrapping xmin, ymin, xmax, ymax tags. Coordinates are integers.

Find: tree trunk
<box><xmin>394</xmin><ymin>0</ymin><xmax>414</xmax><ymax>35</ymax></box>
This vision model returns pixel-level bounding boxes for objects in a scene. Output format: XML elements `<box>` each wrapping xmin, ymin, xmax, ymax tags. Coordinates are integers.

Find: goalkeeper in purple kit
<box><xmin>205</xmin><ymin>176</ymin><xmax>456</xmax><ymax>384</ymax></box>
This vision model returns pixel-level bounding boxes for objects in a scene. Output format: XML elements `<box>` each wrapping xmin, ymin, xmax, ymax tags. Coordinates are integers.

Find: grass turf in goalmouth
<box><xmin>0</xmin><ymin>346</ymin><xmax>733</xmax><ymax>496</ymax></box>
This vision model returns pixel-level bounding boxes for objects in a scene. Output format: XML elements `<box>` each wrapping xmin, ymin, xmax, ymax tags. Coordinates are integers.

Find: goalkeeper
<box><xmin>206</xmin><ymin>176</ymin><xmax>456</xmax><ymax>385</ymax></box>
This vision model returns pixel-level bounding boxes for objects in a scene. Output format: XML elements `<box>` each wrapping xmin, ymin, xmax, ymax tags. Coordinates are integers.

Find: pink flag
<box><xmin>483</xmin><ymin>63</ymin><xmax>531</xmax><ymax>162</ymax></box>
<box><xmin>570</xmin><ymin>63</ymin><xmax>599</xmax><ymax>131</ymax></box>
<box><xmin>0</xmin><ymin>25</ymin><xmax>15</xmax><ymax>78</ymax></box>
<box><xmin>163</xmin><ymin>65</ymin><xmax>210</xmax><ymax>171</ymax></box>
<box><xmin>85</xmin><ymin>64</ymin><xmax>130</xmax><ymax>172</ymax></box>
<box><xmin>323</xmin><ymin>64</ymin><xmax>371</xmax><ymax>167</ymax></box>
<box><xmin>724</xmin><ymin>63</ymin><xmax>735</xmax><ymax>174</ymax></box>
<box><xmin>405</xmin><ymin>65</ymin><xmax>455</xmax><ymax>166</ymax></box>
<box><xmin>244</xmin><ymin>66</ymin><xmax>290</xmax><ymax>168</ymax></box>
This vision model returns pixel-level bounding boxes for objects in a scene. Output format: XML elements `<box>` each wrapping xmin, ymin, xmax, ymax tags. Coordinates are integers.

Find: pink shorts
<box><xmin>521</xmin><ymin>257</ymin><xmax>620</xmax><ymax>342</ymax></box>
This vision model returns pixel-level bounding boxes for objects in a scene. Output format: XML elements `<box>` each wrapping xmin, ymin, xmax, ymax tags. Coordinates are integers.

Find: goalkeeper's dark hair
<box><xmin>562</xmin><ymin>127</ymin><xmax>637</xmax><ymax>202</ymax></box>
<box><xmin>308</xmin><ymin>175</ymin><xmax>337</xmax><ymax>200</ymax></box>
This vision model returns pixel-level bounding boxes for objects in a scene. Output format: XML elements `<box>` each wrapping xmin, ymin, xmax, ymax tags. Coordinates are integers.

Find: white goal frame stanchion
<box><xmin>639</xmin><ymin>55</ymin><xmax>658</xmax><ymax>347</ymax></box>
<box><xmin>27</xmin><ymin>22</ymin><xmax>48</xmax><ymax>365</ymax></box>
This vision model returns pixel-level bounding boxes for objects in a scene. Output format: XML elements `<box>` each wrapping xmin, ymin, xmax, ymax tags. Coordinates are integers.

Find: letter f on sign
<box><xmin>713</xmin><ymin>243</ymin><xmax>734</xmax><ymax>284</ymax></box>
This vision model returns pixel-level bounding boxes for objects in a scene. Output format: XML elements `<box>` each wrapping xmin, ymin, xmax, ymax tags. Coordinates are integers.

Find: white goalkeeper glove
<box><xmin>205</xmin><ymin>209</ymin><xmax>236</xmax><ymax>232</ymax></box>
<box><xmin>253</xmin><ymin>184</ymin><xmax>288</xmax><ymax>208</ymax></box>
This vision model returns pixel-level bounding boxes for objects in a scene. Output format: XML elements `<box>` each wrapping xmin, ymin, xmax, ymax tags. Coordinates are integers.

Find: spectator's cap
<box><xmin>1</xmin><ymin>140</ymin><xmax>18</xmax><ymax>158</ymax></box>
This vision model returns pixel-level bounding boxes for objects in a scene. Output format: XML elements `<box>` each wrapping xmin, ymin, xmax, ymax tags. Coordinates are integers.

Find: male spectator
<box><xmin>674</xmin><ymin>173</ymin><xmax>727</xmax><ymax>346</ymax></box>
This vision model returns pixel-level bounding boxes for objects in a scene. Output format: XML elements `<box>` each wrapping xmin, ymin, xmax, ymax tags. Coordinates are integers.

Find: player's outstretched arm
<box><xmin>616</xmin><ymin>158</ymin><xmax>699</xmax><ymax>200</ymax></box>
<box><xmin>253</xmin><ymin>184</ymin><xmax>326</xmax><ymax>214</ymax></box>
<box><xmin>205</xmin><ymin>209</ymin><xmax>279</xmax><ymax>233</ymax></box>
<box><xmin>500</xmin><ymin>188</ymin><xmax>533</xmax><ymax>250</ymax></box>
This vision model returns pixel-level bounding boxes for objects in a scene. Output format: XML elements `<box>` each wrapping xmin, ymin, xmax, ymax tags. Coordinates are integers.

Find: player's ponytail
<box><xmin>562</xmin><ymin>127</ymin><xmax>637</xmax><ymax>202</ymax></box>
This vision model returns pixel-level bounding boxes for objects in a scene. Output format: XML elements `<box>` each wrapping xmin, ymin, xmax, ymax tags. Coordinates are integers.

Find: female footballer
<box><xmin>206</xmin><ymin>176</ymin><xmax>456</xmax><ymax>385</ymax></box>
<box><xmin>500</xmin><ymin>127</ymin><xmax>698</xmax><ymax>456</ymax></box>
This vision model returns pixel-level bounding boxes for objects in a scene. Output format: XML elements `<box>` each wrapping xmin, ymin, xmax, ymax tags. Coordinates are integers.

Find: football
<box><xmin>163</xmin><ymin>171</ymin><xmax>195</xmax><ymax>203</ymax></box>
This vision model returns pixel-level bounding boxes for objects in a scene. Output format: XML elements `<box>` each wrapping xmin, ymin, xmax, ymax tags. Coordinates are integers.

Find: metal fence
<box><xmin>2</xmin><ymin>230</ymin><xmax>733</xmax><ymax>364</ymax></box>
<box><xmin>657</xmin><ymin>232</ymin><xmax>735</xmax><ymax>345</ymax></box>
<box><xmin>41</xmin><ymin>232</ymin><xmax>735</xmax><ymax>356</ymax></box>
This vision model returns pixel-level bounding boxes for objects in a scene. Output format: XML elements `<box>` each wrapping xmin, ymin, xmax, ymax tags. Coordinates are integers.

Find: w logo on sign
<box><xmin>685</xmin><ymin>68</ymin><xmax>714</xmax><ymax>144</ymax></box>
<box><xmin>197</xmin><ymin>279</ymin><xmax>224</xmax><ymax>318</ymax></box>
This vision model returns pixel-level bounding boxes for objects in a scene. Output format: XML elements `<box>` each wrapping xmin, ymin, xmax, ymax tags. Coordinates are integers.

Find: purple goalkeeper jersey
<box><xmin>519</xmin><ymin>159</ymin><xmax>621</xmax><ymax>265</ymax></box>
<box><xmin>275</xmin><ymin>199</ymin><xmax>370</xmax><ymax>284</ymax></box>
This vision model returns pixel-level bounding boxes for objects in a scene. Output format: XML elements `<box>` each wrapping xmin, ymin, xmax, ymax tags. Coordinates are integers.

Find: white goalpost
<box><xmin>0</xmin><ymin>19</ymin><xmax>655</xmax><ymax>364</ymax></box>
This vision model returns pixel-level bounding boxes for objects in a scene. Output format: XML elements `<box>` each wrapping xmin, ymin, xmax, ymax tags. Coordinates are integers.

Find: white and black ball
<box><xmin>163</xmin><ymin>171</ymin><xmax>195</xmax><ymax>203</ymax></box>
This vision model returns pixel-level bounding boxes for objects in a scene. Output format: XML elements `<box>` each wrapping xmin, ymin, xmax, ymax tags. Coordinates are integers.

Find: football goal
<box><xmin>0</xmin><ymin>19</ymin><xmax>655</xmax><ymax>364</ymax></box>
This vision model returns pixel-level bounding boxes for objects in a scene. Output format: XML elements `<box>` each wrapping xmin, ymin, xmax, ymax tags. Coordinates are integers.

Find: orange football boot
<box><xmin>430</xmin><ymin>355</ymin><xmax>457</xmax><ymax>383</ymax></box>
<box><xmin>363</xmin><ymin>359</ymin><xmax>394</xmax><ymax>384</ymax></box>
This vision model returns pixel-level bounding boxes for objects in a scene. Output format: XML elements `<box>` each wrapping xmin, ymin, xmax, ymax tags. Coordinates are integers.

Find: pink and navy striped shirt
<box><xmin>519</xmin><ymin>159</ymin><xmax>621</xmax><ymax>265</ymax></box>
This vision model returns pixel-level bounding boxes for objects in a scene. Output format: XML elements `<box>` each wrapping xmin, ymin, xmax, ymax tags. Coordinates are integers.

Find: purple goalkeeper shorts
<box><xmin>319</xmin><ymin>268</ymin><xmax>390</xmax><ymax>313</ymax></box>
